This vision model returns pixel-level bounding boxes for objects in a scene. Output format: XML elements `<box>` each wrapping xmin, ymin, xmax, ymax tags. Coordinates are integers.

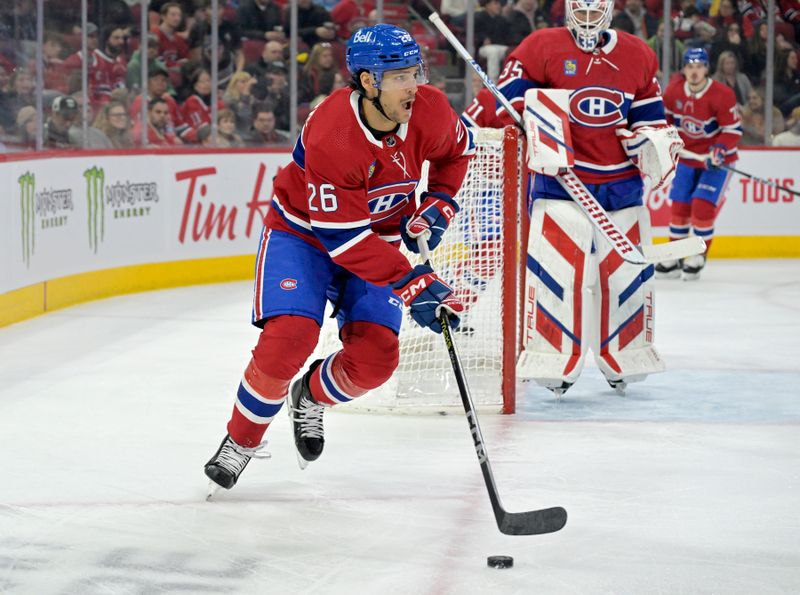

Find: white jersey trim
<box><xmin>600</xmin><ymin>29</ymin><xmax>619</xmax><ymax>54</ymax></box>
<box><xmin>272</xmin><ymin>196</ymin><xmax>312</xmax><ymax>230</ymax></box>
<box><xmin>631</xmin><ymin>96</ymin><xmax>663</xmax><ymax>108</ymax></box>
<box><xmin>683</xmin><ymin>79</ymin><xmax>713</xmax><ymax>100</ymax></box>
<box><xmin>329</xmin><ymin>228</ymin><xmax>372</xmax><ymax>258</ymax></box>
<box><xmin>574</xmin><ymin>158</ymin><xmax>634</xmax><ymax>171</ymax></box>
<box><xmin>311</xmin><ymin>217</ymin><xmax>372</xmax><ymax>230</ymax></box>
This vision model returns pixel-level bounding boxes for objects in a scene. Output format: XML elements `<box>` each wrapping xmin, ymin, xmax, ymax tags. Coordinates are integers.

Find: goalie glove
<box><xmin>400</xmin><ymin>191</ymin><xmax>460</xmax><ymax>254</ymax></box>
<box><xmin>617</xmin><ymin>126</ymin><xmax>684</xmax><ymax>190</ymax></box>
<box><xmin>705</xmin><ymin>144</ymin><xmax>727</xmax><ymax>169</ymax></box>
<box><xmin>392</xmin><ymin>264</ymin><xmax>463</xmax><ymax>334</ymax></box>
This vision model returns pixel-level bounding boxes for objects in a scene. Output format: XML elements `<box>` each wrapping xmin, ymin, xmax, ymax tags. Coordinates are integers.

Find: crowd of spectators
<box><xmin>1</xmin><ymin>0</ymin><xmax>799</xmax><ymax>151</ymax></box>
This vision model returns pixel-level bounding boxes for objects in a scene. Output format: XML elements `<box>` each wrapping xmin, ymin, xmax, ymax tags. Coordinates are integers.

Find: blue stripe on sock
<box><xmin>237</xmin><ymin>383</ymin><xmax>284</xmax><ymax>419</ymax></box>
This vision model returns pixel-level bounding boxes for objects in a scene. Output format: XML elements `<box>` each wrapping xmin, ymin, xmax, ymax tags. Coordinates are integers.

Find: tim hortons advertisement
<box><xmin>2</xmin><ymin>151</ymin><xmax>291</xmax><ymax>293</ymax></box>
<box><xmin>1</xmin><ymin>148</ymin><xmax>797</xmax><ymax>295</ymax></box>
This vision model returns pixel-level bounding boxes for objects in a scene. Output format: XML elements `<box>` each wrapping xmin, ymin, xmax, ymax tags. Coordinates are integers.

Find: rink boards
<box><xmin>1</xmin><ymin>147</ymin><xmax>798</xmax><ymax>326</ymax></box>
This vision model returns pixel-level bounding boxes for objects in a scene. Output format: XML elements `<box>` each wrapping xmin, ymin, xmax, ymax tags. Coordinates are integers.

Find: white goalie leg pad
<box><xmin>591</xmin><ymin>205</ymin><xmax>665</xmax><ymax>384</ymax></box>
<box><xmin>517</xmin><ymin>199</ymin><xmax>594</xmax><ymax>388</ymax></box>
<box><xmin>524</xmin><ymin>89</ymin><xmax>575</xmax><ymax>176</ymax></box>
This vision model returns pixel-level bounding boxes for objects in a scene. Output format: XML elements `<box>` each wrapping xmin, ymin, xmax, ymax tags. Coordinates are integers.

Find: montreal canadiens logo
<box><xmin>679</xmin><ymin>115</ymin><xmax>707</xmax><ymax>139</ymax></box>
<box><xmin>367</xmin><ymin>180</ymin><xmax>417</xmax><ymax>223</ymax></box>
<box><xmin>569</xmin><ymin>87</ymin><xmax>626</xmax><ymax>127</ymax></box>
<box><xmin>280</xmin><ymin>278</ymin><xmax>297</xmax><ymax>290</ymax></box>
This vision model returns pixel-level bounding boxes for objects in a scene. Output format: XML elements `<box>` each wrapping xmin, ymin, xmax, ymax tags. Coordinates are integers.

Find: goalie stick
<box><xmin>419</xmin><ymin>238</ymin><xmax>568</xmax><ymax>536</ymax></box>
<box><xmin>680</xmin><ymin>149</ymin><xmax>800</xmax><ymax>198</ymax></box>
<box><xmin>428</xmin><ymin>12</ymin><xmax>706</xmax><ymax>266</ymax></box>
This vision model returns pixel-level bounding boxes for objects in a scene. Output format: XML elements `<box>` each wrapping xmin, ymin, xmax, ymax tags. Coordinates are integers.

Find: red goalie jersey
<box><xmin>267</xmin><ymin>86</ymin><xmax>475</xmax><ymax>286</ymax></box>
<box><xmin>495</xmin><ymin>28</ymin><xmax>668</xmax><ymax>185</ymax></box>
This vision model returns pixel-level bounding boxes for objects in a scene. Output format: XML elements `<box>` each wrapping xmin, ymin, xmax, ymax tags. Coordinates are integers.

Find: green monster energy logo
<box><xmin>84</xmin><ymin>166</ymin><xmax>105</xmax><ymax>253</ymax></box>
<box><xmin>19</xmin><ymin>172</ymin><xmax>35</xmax><ymax>267</ymax></box>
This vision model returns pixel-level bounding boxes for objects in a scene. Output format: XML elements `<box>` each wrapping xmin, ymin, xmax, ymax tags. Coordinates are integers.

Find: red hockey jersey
<box><xmin>267</xmin><ymin>86</ymin><xmax>475</xmax><ymax>286</ymax></box>
<box><xmin>461</xmin><ymin>88</ymin><xmax>502</xmax><ymax>129</ymax></box>
<box><xmin>663</xmin><ymin>78</ymin><xmax>742</xmax><ymax>169</ymax></box>
<box><xmin>496</xmin><ymin>28</ymin><xmax>667</xmax><ymax>184</ymax></box>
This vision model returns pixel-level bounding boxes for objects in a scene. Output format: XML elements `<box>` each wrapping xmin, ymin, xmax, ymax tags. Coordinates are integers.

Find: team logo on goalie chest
<box><xmin>569</xmin><ymin>87</ymin><xmax>626</xmax><ymax>127</ymax></box>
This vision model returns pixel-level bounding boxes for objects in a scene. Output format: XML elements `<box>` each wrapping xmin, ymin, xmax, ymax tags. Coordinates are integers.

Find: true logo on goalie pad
<box><xmin>569</xmin><ymin>87</ymin><xmax>626</xmax><ymax>128</ymax></box>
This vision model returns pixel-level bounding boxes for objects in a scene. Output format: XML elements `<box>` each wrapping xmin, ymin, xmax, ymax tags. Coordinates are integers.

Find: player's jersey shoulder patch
<box><xmin>564</xmin><ymin>59</ymin><xmax>577</xmax><ymax>76</ymax></box>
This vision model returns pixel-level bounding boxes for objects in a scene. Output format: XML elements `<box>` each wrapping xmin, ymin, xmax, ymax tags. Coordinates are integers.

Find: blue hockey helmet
<box><xmin>683</xmin><ymin>47</ymin><xmax>709</xmax><ymax>67</ymax></box>
<box><xmin>346</xmin><ymin>24</ymin><xmax>426</xmax><ymax>89</ymax></box>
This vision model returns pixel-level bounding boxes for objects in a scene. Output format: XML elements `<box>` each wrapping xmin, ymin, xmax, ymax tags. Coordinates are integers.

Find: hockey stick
<box><xmin>419</xmin><ymin>238</ymin><xmax>568</xmax><ymax>536</ymax></box>
<box><xmin>680</xmin><ymin>149</ymin><xmax>800</xmax><ymax>197</ymax></box>
<box><xmin>428</xmin><ymin>12</ymin><xmax>706</xmax><ymax>266</ymax></box>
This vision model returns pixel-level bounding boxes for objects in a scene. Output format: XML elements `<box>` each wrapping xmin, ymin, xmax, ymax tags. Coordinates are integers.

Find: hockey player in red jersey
<box><xmin>204</xmin><ymin>24</ymin><xmax>474</xmax><ymax>493</ymax></box>
<box><xmin>658</xmin><ymin>47</ymin><xmax>742</xmax><ymax>280</ymax></box>
<box><xmin>486</xmin><ymin>0</ymin><xmax>682</xmax><ymax>396</ymax></box>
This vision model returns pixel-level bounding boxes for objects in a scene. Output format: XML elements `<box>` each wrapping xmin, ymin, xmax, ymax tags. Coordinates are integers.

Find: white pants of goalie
<box><xmin>517</xmin><ymin>199</ymin><xmax>665</xmax><ymax>390</ymax></box>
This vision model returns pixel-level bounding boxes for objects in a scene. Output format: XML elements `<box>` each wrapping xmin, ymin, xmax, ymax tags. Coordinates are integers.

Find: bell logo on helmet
<box><xmin>352</xmin><ymin>30</ymin><xmax>375</xmax><ymax>44</ymax></box>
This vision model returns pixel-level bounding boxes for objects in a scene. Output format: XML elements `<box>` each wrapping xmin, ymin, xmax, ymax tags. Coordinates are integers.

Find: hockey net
<box><xmin>313</xmin><ymin>126</ymin><xmax>526</xmax><ymax>414</ymax></box>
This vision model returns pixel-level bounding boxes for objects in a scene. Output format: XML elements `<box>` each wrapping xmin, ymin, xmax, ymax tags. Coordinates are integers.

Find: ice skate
<box><xmin>655</xmin><ymin>258</ymin><xmax>682</xmax><ymax>279</ymax></box>
<box><xmin>288</xmin><ymin>359</ymin><xmax>326</xmax><ymax>470</ymax></box>
<box><xmin>607</xmin><ymin>378</ymin><xmax>627</xmax><ymax>396</ymax></box>
<box><xmin>204</xmin><ymin>434</ymin><xmax>270</xmax><ymax>499</ymax></box>
<box><xmin>681</xmin><ymin>254</ymin><xmax>706</xmax><ymax>281</ymax></box>
<box><xmin>548</xmin><ymin>381</ymin><xmax>573</xmax><ymax>398</ymax></box>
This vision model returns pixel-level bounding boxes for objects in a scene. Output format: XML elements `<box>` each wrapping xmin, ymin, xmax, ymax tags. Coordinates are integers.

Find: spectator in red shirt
<box><xmin>153</xmin><ymin>2</ymin><xmax>190</xmax><ymax>76</ymax></box>
<box><xmin>180</xmin><ymin>67</ymin><xmax>226</xmax><ymax>142</ymax></box>
<box><xmin>29</xmin><ymin>32</ymin><xmax>69</xmax><ymax>94</ymax></box>
<box><xmin>331</xmin><ymin>0</ymin><xmax>375</xmax><ymax>39</ymax></box>
<box><xmin>134</xmin><ymin>97</ymin><xmax>181</xmax><ymax>146</ymax></box>
<box><xmin>129</xmin><ymin>66</ymin><xmax>186</xmax><ymax>139</ymax></box>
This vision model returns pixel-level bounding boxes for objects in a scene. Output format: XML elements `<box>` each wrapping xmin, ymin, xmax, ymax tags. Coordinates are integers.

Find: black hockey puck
<box><xmin>487</xmin><ymin>555</ymin><xmax>513</xmax><ymax>569</ymax></box>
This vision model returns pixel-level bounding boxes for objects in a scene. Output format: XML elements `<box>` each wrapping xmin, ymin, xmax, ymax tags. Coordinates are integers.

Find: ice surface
<box><xmin>1</xmin><ymin>260</ymin><xmax>799</xmax><ymax>594</ymax></box>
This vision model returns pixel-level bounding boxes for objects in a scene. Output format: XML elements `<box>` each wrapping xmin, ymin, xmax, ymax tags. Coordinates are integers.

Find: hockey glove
<box><xmin>400</xmin><ymin>191</ymin><xmax>460</xmax><ymax>254</ymax></box>
<box><xmin>705</xmin><ymin>144</ymin><xmax>726</xmax><ymax>169</ymax></box>
<box><xmin>392</xmin><ymin>264</ymin><xmax>464</xmax><ymax>334</ymax></box>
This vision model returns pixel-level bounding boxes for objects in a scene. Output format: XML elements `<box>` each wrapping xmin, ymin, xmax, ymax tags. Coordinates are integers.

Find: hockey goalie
<box><xmin>499</xmin><ymin>1</ymin><xmax>683</xmax><ymax>395</ymax></box>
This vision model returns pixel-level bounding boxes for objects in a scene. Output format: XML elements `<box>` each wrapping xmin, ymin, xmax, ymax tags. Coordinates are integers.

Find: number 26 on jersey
<box><xmin>307</xmin><ymin>183</ymin><xmax>338</xmax><ymax>212</ymax></box>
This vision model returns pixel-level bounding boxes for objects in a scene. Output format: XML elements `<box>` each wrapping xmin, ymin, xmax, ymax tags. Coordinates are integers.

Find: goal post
<box><xmin>313</xmin><ymin>126</ymin><xmax>527</xmax><ymax>414</ymax></box>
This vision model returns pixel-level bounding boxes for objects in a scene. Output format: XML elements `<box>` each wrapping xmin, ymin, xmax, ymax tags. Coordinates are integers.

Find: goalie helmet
<box><xmin>565</xmin><ymin>0</ymin><xmax>614</xmax><ymax>52</ymax></box>
<box><xmin>346</xmin><ymin>24</ymin><xmax>427</xmax><ymax>90</ymax></box>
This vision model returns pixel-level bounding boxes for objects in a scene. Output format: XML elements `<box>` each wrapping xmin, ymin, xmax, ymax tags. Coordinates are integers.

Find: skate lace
<box><xmin>294</xmin><ymin>395</ymin><xmax>325</xmax><ymax>440</ymax></box>
<box><xmin>216</xmin><ymin>439</ymin><xmax>271</xmax><ymax>475</ymax></box>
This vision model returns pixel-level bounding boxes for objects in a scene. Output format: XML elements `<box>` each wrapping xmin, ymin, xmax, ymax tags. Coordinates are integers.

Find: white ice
<box><xmin>1</xmin><ymin>260</ymin><xmax>799</xmax><ymax>594</ymax></box>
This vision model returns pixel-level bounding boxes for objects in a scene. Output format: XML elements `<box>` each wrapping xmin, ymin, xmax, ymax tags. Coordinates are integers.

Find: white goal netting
<box><xmin>314</xmin><ymin>127</ymin><xmax>524</xmax><ymax>413</ymax></box>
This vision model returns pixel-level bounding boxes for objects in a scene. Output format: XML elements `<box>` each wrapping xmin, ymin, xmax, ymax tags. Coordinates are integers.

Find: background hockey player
<box><xmin>486</xmin><ymin>0</ymin><xmax>682</xmax><ymax>396</ymax></box>
<box><xmin>204</xmin><ymin>24</ymin><xmax>474</xmax><ymax>493</ymax></box>
<box><xmin>659</xmin><ymin>47</ymin><xmax>742</xmax><ymax>281</ymax></box>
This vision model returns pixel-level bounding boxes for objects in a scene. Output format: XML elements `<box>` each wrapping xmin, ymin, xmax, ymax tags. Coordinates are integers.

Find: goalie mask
<box><xmin>565</xmin><ymin>0</ymin><xmax>614</xmax><ymax>52</ymax></box>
